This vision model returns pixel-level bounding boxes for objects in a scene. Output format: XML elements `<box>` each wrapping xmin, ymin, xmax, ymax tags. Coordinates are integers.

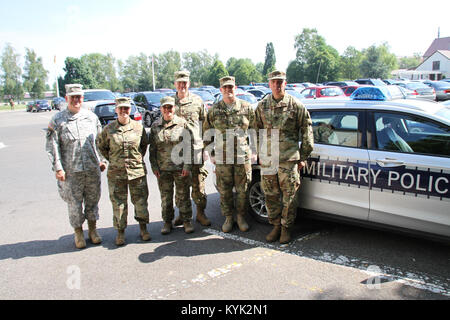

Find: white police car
<box><xmin>247</xmin><ymin>86</ymin><xmax>450</xmax><ymax>242</ymax></box>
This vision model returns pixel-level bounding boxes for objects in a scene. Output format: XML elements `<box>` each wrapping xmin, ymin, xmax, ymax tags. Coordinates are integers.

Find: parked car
<box><xmin>93</xmin><ymin>101</ymin><xmax>143</xmax><ymax>127</ymax></box>
<box><xmin>133</xmin><ymin>91</ymin><xmax>166</xmax><ymax>127</ymax></box>
<box><xmin>33</xmin><ymin>100</ymin><xmax>51</xmax><ymax>112</ymax></box>
<box><xmin>244</xmin><ymin>90</ymin><xmax>450</xmax><ymax>242</ymax></box>
<box><xmin>192</xmin><ymin>90</ymin><xmax>215</xmax><ymax>110</ymax></box>
<box><xmin>325</xmin><ymin>81</ymin><xmax>359</xmax><ymax>87</ymax></box>
<box><xmin>341</xmin><ymin>85</ymin><xmax>370</xmax><ymax>96</ymax></box>
<box><xmin>236</xmin><ymin>92</ymin><xmax>258</xmax><ymax>109</ymax></box>
<box><xmin>423</xmin><ymin>80</ymin><xmax>450</xmax><ymax>101</ymax></box>
<box><xmin>26</xmin><ymin>101</ymin><xmax>34</xmax><ymax>112</ymax></box>
<box><xmin>354</xmin><ymin>78</ymin><xmax>387</xmax><ymax>86</ymax></box>
<box><xmin>51</xmin><ymin>97</ymin><xmax>65</xmax><ymax>110</ymax></box>
<box><xmin>285</xmin><ymin>88</ymin><xmax>306</xmax><ymax>100</ymax></box>
<box><xmin>246</xmin><ymin>88</ymin><xmax>270</xmax><ymax>101</ymax></box>
<box><xmin>300</xmin><ymin>86</ymin><xmax>346</xmax><ymax>99</ymax></box>
<box><xmin>82</xmin><ymin>89</ymin><xmax>116</xmax><ymax>112</ymax></box>
<box><xmin>393</xmin><ymin>81</ymin><xmax>436</xmax><ymax>101</ymax></box>
<box><xmin>286</xmin><ymin>83</ymin><xmax>306</xmax><ymax>91</ymax></box>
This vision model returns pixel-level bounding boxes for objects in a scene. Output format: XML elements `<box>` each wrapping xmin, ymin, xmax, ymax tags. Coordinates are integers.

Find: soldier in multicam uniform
<box><xmin>171</xmin><ymin>71</ymin><xmax>211</xmax><ymax>227</ymax></box>
<box><xmin>255</xmin><ymin>71</ymin><xmax>314</xmax><ymax>244</ymax></box>
<box><xmin>149</xmin><ymin>96</ymin><xmax>195</xmax><ymax>235</ymax></box>
<box><xmin>96</xmin><ymin>97</ymin><xmax>151</xmax><ymax>246</ymax></box>
<box><xmin>204</xmin><ymin>76</ymin><xmax>256</xmax><ymax>233</ymax></box>
<box><xmin>46</xmin><ymin>84</ymin><xmax>106</xmax><ymax>249</ymax></box>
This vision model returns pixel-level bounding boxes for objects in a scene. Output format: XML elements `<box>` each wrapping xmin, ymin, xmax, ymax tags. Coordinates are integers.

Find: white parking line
<box><xmin>203</xmin><ymin>228</ymin><xmax>450</xmax><ymax>297</ymax></box>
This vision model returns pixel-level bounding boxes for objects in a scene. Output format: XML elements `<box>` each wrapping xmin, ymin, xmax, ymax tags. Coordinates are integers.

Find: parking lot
<box><xmin>0</xmin><ymin>109</ymin><xmax>449</xmax><ymax>303</ymax></box>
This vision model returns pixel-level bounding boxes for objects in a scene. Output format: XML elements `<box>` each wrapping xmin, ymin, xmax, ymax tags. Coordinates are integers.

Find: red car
<box><xmin>341</xmin><ymin>85</ymin><xmax>370</xmax><ymax>96</ymax></box>
<box><xmin>300</xmin><ymin>86</ymin><xmax>346</xmax><ymax>99</ymax></box>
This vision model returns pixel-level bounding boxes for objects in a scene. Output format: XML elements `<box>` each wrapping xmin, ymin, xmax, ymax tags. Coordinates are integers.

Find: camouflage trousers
<box><xmin>157</xmin><ymin>170</ymin><xmax>192</xmax><ymax>222</ymax></box>
<box><xmin>261</xmin><ymin>161</ymin><xmax>300</xmax><ymax>228</ymax></box>
<box><xmin>190</xmin><ymin>164</ymin><xmax>208</xmax><ymax>209</ymax></box>
<box><xmin>57</xmin><ymin>169</ymin><xmax>101</xmax><ymax>229</ymax></box>
<box><xmin>215</xmin><ymin>163</ymin><xmax>252</xmax><ymax>217</ymax></box>
<box><xmin>108</xmin><ymin>176</ymin><xmax>149</xmax><ymax>230</ymax></box>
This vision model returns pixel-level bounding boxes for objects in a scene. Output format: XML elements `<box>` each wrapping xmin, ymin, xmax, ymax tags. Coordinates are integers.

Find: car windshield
<box><xmin>431</xmin><ymin>81</ymin><xmax>450</xmax><ymax>89</ymax></box>
<box><xmin>195</xmin><ymin>91</ymin><xmax>214</xmax><ymax>101</ymax></box>
<box><xmin>321</xmin><ymin>87</ymin><xmax>344</xmax><ymax>96</ymax></box>
<box><xmin>83</xmin><ymin>91</ymin><xmax>116</xmax><ymax>101</ymax></box>
<box><xmin>286</xmin><ymin>90</ymin><xmax>305</xmax><ymax>99</ymax></box>
<box><xmin>144</xmin><ymin>92</ymin><xmax>165</xmax><ymax>104</ymax></box>
<box><xmin>237</xmin><ymin>94</ymin><xmax>257</xmax><ymax>104</ymax></box>
<box><xmin>406</xmin><ymin>83</ymin><xmax>430</xmax><ymax>90</ymax></box>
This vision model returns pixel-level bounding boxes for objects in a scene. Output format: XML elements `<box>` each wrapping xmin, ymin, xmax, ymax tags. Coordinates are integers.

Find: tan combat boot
<box><xmin>139</xmin><ymin>223</ymin><xmax>151</xmax><ymax>241</ymax></box>
<box><xmin>222</xmin><ymin>216</ymin><xmax>234</xmax><ymax>233</ymax></box>
<box><xmin>183</xmin><ymin>220</ymin><xmax>195</xmax><ymax>234</ymax></box>
<box><xmin>74</xmin><ymin>227</ymin><xmax>86</xmax><ymax>249</ymax></box>
<box><xmin>87</xmin><ymin>220</ymin><xmax>102</xmax><ymax>244</ymax></box>
<box><xmin>161</xmin><ymin>222</ymin><xmax>173</xmax><ymax>235</ymax></box>
<box><xmin>115</xmin><ymin>229</ymin><xmax>125</xmax><ymax>246</ymax></box>
<box><xmin>279</xmin><ymin>226</ymin><xmax>291</xmax><ymax>244</ymax></box>
<box><xmin>265</xmin><ymin>225</ymin><xmax>281</xmax><ymax>243</ymax></box>
<box><xmin>195</xmin><ymin>207</ymin><xmax>211</xmax><ymax>226</ymax></box>
<box><xmin>236</xmin><ymin>214</ymin><xmax>249</xmax><ymax>232</ymax></box>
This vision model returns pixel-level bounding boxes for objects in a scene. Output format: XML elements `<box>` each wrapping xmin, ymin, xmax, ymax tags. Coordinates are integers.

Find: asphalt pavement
<box><xmin>0</xmin><ymin>110</ymin><xmax>449</xmax><ymax>305</ymax></box>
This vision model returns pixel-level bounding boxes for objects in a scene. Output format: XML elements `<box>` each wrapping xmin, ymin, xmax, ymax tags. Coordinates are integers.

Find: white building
<box><xmin>415</xmin><ymin>50</ymin><xmax>450</xmax><ymax>80</ymax></box>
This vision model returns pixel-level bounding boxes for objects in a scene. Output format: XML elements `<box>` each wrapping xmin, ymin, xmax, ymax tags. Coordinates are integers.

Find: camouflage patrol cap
<box><xmin>268</xmin><ymin>70</ymin><xmax>287</xmax><ymax>81</ymax></box>
<box><xmin>115</xmin><ymin>97</ymin><xmax>131</xmax><ymax>108</ymax></box>
<box><xmin>174</xmin><ymin>70</ymin><xmax>190</xmax><ymax>82</ymax></box>
<box><xmin>219</xmin><ymin>76</ymin><xmax>235</xmax><ymax>87</ymax></box>
<box><xmin>65</xmin><ymin>84</ymin><xmax>84</xmax><ymax>96</ymax></box>
<box><xmin>160</xmin><ymin>96</ymin><xmax>176</xmax><ymax>107</ymax></box>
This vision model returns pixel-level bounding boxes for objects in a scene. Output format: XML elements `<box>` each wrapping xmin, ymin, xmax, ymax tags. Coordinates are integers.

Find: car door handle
<box><xmin>376</xmin><ymin>158</ymin><xmax>404</xmax><ymax>167</ymax></box>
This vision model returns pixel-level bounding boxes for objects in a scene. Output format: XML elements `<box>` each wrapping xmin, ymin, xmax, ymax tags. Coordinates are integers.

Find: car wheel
<box><xmin>144</xmin><ymin>112</ymin><xmax>152</xmax><ymax>128</ymax></box>
<box><xmin>247</xmin><ymin>170</ymin><xmax>269</xmax><ymax>224</ymax></box>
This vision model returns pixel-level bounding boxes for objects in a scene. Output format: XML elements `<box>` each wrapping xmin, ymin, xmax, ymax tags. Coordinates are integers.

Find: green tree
<box><xmin>120</xmin><ymin>55</ymin><xmax>140</xmax><ymax>92</ymax></box>
<box><xmin>360</xmin><ymin>43</ymin><xmax>398</xmax><ymax>79</ymax></box>
<box><xmin>203</xmin><ymin>59</ymin><xmax>228</xmax><ymax>87</ymax></box>
<box><xmin>155</xmin><ymin>50</ymin><xmax>181</xmax><ymax>89</ymax></box>
<box><xmin>340</xmin><ymin>46</ymin><xmax>363</xmax><ymax>80</ymax></box>
<box><xmin>293</xmin><ymin>28</ymin><xmax>340</xmax><ymax>83</ymax></box>
<box><xmin>23</xmin><ymin>48</ymin><xmax>48</xmax><ymax>99</ymax></box>
<box><xmin>182</xmin><ymin>50</ymin><xmax>218</xmax><ymax>86</ymax></box>
<box><xmin>226</xmin><ymin>58</ymin><xmax>262</xmax><ymax>85</ymax></box>
<box><xmin>81</xmin><ymin>53</ymin><xmax>121</xmax><ymax>91</ymax></box>
<box><xmin>262</xmin><ymin>42</ymin><xmax>276</xmax><ymax>79</ymax></box>
<box><xmin>398</xmin><ymin>53</ymin><xmax>422</xmax><ymax>69</ymax></box>
<box><xmin>0</xmin><ymin>43</ymin><xmax>23</xmax><ymax>100</ymax></box>
<box><xmin>286</xmin><ymin>60</ymin><xmax>304</xmax><ymax>83</ymax></box>
<box><xmin>62</xmin><ymin>57</ymin><xmax>97</xmax><ymax>92</ymax></box>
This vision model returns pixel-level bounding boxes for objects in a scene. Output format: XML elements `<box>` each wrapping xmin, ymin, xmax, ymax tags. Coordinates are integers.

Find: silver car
<box><xmin>394</xmin><ymin>81</ymin><xmax>436</xmax><ymax>101</ymax></box>
<box><xmin>423</xmin><ymin>80</ymin><xmax>450</xmax><ymax>101</ymax></box>
<box><xmin>245</xmin><ymin>90</ymin><xmax>450</xmax><ymax>242</ymax></box>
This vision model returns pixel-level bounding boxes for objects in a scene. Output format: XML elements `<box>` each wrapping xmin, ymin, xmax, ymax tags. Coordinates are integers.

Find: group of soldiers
<box><xmin>45</xmin><ymin>69</ymin><xmax>314</xmax><ymax>249</ymax></box>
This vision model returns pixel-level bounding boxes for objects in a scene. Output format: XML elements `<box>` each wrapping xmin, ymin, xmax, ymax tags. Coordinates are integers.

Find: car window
<box><xmin>310</xmin><ymin>111</ymin><xmax>360</xmax><ymax>147</ymax></box>
<box><xmin>144</xmin><ymin>93</ymin><xmax>165</xmax><ymax>104</ymax></box>
<box><xmin>374</xmin><ymin>112</ymin><xmax>450</xmax><ymax>156</ymax></box>
<box><xmin>320</xmin><ymin>87</ymin><xmax>344</xmax><ymax>96</ymax></box>
<box><xmin>83</xmin><ymin>91</ymin><xmax>116</xmax><ymax>101</ymax></box>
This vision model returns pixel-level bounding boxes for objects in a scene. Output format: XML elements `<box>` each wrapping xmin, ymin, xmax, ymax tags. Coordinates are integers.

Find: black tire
<box><xmin>247</xmin><ymin>170</ymin><xmax>269</xmax><ymax>224</ymax></box>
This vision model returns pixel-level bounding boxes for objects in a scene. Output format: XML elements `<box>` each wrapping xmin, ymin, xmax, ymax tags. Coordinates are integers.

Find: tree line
<box><xmin>1</xmin><ymin>28</ymin><xmax>422</xmax><ymax>100</ymax></box>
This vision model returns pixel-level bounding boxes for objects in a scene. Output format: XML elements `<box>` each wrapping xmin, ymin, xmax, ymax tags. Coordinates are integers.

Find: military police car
<box><xmin>246</xmin><ymin>86</ymin><xmax>450</xmax><ymax>242</ymax></box>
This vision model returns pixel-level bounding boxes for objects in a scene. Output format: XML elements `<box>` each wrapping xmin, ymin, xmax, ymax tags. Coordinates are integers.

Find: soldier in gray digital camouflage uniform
<box><xmin>255</xmin><ymin>71</ymin><xmax>314</xmax><ymax>244</ymax></box>
<box><xmin>46</xmin><ymin>84</ymin><xmax>107</xmax><ymax>249</ymax></box>
<box><xmin>96</xmin><ymin>97</ymin><xmax>151</xmax><ymax>246</ymax></box>
<box><xmin>149</xmin><ymin>96</ymin><xmax>195</xmax><ymax>235</ymax></box>
<box><xmin>172</xmin><ymin>71</ymin><xmax>211</xmax><ymax>227</ymax></box>
<box><xmin>204</xmin><ymin>76</ymin><xmax>256</xmax><ymax>233</ymax></box>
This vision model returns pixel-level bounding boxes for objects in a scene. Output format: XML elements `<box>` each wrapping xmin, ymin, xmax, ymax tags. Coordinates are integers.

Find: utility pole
<box><xmin>152</xmin><ymin>55</ymin><xmax>156</xmax><ymax>91</ymax></box>
<box><xmin>316</xmin><ymin>60</ymin><xmax>322</xmax><ymax>84</ymax></box>
<box><xmin>54</xmin><ymin>55</ymin><xmax>59</xmax><ymax>97</ymax></box>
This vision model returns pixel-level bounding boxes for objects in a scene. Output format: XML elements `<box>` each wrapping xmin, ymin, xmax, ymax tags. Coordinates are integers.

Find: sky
<box><xmin>0</xmin><ymin>0</ymin><xmax>448</xmax><ymax>87</ymax></box>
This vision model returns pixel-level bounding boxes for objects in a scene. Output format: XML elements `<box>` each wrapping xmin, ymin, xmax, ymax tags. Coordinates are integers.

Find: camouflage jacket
<box><xmin>255</xmin><ymin>93</ymin><xmax>314</xmax><ymax>162</ymax></box>
<box><xmin>96</xmin><ymin>119</ymin><xmax>148</xmax><ymax>180</ymax></box>
<box><xmin>149</xmin><ymin>115</ymin><xmax>193</xmax><ymax>172</ymax></box>
<box><xmin>46</xmin><ymin>108</ymin><xmax>105</xmax><ymax>173</ymax></box>
<box><xmin>173</xmin><ymin>92</ymin><xmax>206</xmax><ymax>152</ymax></box>
<box><xmin>204</xmin><ymin>99</ymin><xmax>256</xmax><ymax>164</ymax></box>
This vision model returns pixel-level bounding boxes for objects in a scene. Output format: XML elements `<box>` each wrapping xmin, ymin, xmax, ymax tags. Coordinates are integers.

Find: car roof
<box><xmin>83</xmin><ymin>89</ymin><xmax>112</xmax><ymax>92</ymax></box>
<box><xmin>304</xmin><ymin>99</ymin><xmax>450</xmax><ymax>125</ymax></box>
